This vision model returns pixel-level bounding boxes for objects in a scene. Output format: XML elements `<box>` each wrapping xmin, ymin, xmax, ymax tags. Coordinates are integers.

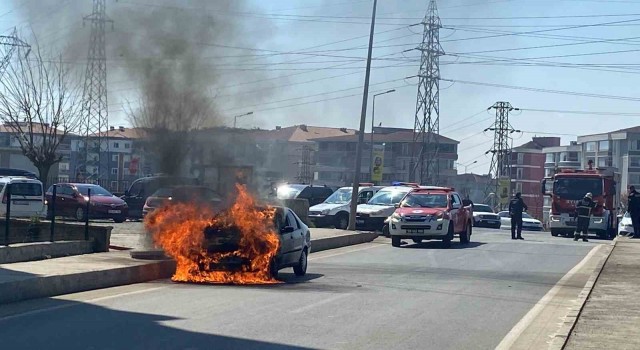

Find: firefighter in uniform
<box><xmin>574</xmin><ymin>192</ymin><xmax>597</xmax><ymax>242</ymax></box>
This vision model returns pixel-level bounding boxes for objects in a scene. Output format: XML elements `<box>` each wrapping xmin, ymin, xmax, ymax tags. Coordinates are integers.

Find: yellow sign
<box><xmin>498</xmin><ymin>178</ymin><xmax>511</xmax><ymax>205</ymax></box>
<box><xmin>371</xmin><ymin>144</ymin><xmax>385</xmax><ymax>183</ymax></box>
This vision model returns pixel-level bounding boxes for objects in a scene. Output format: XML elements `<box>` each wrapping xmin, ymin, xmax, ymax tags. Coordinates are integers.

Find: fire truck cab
<box><xmin>542</xmin><ymin>166</ymin><xmax>620</xmax><ymax>239</ymax></box>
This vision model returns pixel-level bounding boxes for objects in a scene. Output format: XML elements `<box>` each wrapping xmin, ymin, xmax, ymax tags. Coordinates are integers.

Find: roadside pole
<box><xmin>348</xmin><ymin>0</ymin><xmax>378</xmax><ymax>231</ymax></box>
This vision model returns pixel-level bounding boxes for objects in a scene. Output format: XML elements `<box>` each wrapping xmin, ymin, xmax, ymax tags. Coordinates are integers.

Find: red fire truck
<box><xmin>542</xmin><ymin>165</ymin><xmax>620</xmax><ymax>239</ymax></box>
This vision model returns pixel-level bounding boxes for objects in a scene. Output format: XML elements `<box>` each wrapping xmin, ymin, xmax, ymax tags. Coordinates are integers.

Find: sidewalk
<box><xmin>564</xmin><ymin>237</ymin><xmax>640</xmax><ymax>350</ymax></box>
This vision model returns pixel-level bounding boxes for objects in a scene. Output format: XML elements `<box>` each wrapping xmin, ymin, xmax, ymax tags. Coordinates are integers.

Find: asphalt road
<box><xmin>0</xmin><ymin>228</ymin><xmax>601</xmax><ymax>350</ymax></box>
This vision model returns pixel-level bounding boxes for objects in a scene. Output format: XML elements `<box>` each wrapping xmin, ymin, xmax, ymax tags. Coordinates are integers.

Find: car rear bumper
<box><xmin>308</xmin><ymin>214</ymin><xmax>334</xmax><ymax>227</ymax></box>
<box><xmin>355</xmin><ymin>216</ymin><xmax>386</xmax><ymax>231</ymax></box>
<box><xmin>474</xmin><ymin>219</ymin><xmax>501</xmax><ymax>228</ymax></box>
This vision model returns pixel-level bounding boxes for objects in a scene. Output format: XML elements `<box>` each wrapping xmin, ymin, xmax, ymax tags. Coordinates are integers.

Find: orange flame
<box><xmin>145</xmin><ymin>184</ymin><xmax>281</xmax><ymax>284</ymax></box>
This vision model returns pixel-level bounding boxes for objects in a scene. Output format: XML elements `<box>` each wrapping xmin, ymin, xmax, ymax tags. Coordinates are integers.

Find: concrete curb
<box><xmin>0</xmin><ymin>241</ymin><xmax>94</xmax><ymax>264</ymax></box>
<box><xmin>0</xmin><ymin>260</ymin><xmax>176</xmax><ymax>305</ymax></box>
<box><xmin>310</xmin><ymin>232</ymin><xmax>379</xmax><ymax>253</ymax></box>
<box><xmin>548</xmin><ymin>238</ymin><xmax>618</xmax><ymax>350</ymax></box>
<box><xmin>0</xmin><ymin>232</ymin><xmax>376</xmax><ymax>305</ymax></box>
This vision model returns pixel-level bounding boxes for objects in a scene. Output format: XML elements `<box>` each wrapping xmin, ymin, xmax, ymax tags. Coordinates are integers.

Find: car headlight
<box><xmin>434</xmin><ymin>211</ymin><xmax>448</xmax><ymax>221</ymax></box>
<box><xmin>321</xmin><ymin>209</ymin><xmax>330</xmax><ymax>215</ymax></box>
<box><xmin>391</xmin><ymin>212</ymin><xmax>403</xmax><ymax>221</ymax></box>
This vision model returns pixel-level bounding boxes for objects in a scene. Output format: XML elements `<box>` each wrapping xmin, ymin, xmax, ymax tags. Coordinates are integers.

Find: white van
<box><xmin>0</xmin><ymin>177</ymin><xmax>46</xmax><ymax>218</ymax></box>
<box><xmin>308</xmin><ymin>184</ymin><xmax>384</xmax><ymax>229</ymax></box>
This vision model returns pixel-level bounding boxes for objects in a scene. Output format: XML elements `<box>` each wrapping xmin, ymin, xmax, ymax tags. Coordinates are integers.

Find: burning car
<box><xmin>146</xmin><ymin>185</ymin><xmax>310</xmax><ymax>284</ymax></box>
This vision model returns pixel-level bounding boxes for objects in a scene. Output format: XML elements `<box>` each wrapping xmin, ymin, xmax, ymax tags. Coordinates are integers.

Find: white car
<box><xmin>472</xmin><ymin>204</ymin><xmax>501</xmax><ymax>229</ymax></box>
<box><xmin>356</xmin><ymin>184</ymin><xmax>418</xmax><ymax>231</ymax></box>
<box><xmin>0</xmin><ymin>176</ymin><xmax>46</xmax><ymax>218</ymax></box>
<box><xmin>497</xmin><ymin>211</ymin><xmax>544</xmax><ymax>231</ymax></box>
<box><xmin>618</xmin><ymin>212</ymin><xmax>634</xmax><ymax>235</ymax></box>
<box><xmin>308</xmin><ymin>185</ymin><xmax>383</xmax><ymax>230</ymax></box>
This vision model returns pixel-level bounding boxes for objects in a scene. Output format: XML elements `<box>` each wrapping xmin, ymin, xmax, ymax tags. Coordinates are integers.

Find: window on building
<box><xmin>631</xmin><ymin>140</ymin><xmax>640</xmax><ymax>151</ymax></box>
<box><xmin>598</xmin><ymin>157</ymin><xmax>612</xmax><ymax>167</ymax></box>
<box><xmin>545</xmin><ymin>168</ymin><xmax>554</xmax><ymax>177</ymax></box>
<box><xmin>401</xmin><ymin>143</ymin><xmax>409</xmax><ymax>156</ymax></box>
<box><xmin>585</xmin><ymin>142</ymin><xmax>596</xmax><ymax>152</ymax></box>
<box><xmin>112</xmin><ymin>154</ymin><xmax>119</xmax><ymax>162</ymax></box>
<box><xmin>630</xmin><ymin>157</ymin><xmax>640</xmax><ymax>168</ymax></box>
<box><xmin>599</xmin><ymin>140</ymin><xmax>609</xmax><ymax>151</ymax></box>
<box><xmin>516</xmin><ymin>168</ymin><xmax>523</xmax><ymax>180</ymax></box>
<box><xmin>110</xmin><ymin>181</ymin><xmax>118</xmax><ymax>191</ymax></box>
<box><xmin>515</xmin><ymin>182</ymin><xmax>523</xmax><ymax>194</ymax></box>
<box><xmin>111</xmin><ymin>168</ymin><xmax>118</xmax><ymax>175</ymax></box>
<box><xmin>629</xmin><ymin>173</ymin><xmax>640</xmax><ymax>185</ymax></box>
<box><xmin>58</xmin><ymin>163</ymin><xmax>69</xmax><ymax>171</ymax></box>
<box><xmin>113</xmin><ymin>142</ymin><xmax>120</xmax><ymax>149</ymax></box>
<box><xmin>545</xmin><ymin>153</ymin><xmax>554</xmax><ymax>163</ymax></box>
<box><xmin>124</xmin><ymin>143</ymin><xmax>131</xmax><ymax>149</ymax></box>
<box><xmin>517</xmin><ymin>153</ymin><xmax>524</xmax><ymax>165</ymax></box>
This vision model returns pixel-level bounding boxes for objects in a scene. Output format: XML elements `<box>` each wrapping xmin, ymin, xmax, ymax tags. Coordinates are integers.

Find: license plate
<box><xmin>407</xmin><ymin>229</ymin><xmax>424</xmax><ymax>234</ymax></box>
<box><xmin>108</xmin><ymin>210</ymin><xmax>121</xmax><ymax>214</ymax></box>
<box><xmin>12</xmin><ymin>201</ymin><xmax>29</xmax><ymax>205</ymax></box>
<box><xmin>356</xmin><ymin>220</ymin><xmax>365</xmax><ymax>225</ymax></box>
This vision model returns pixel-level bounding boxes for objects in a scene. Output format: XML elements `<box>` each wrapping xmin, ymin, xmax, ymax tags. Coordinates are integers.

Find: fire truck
<box><xmin>542</xmin><ymin>165</ymin><xmax>620</xmax><ymax>239</ymax></box>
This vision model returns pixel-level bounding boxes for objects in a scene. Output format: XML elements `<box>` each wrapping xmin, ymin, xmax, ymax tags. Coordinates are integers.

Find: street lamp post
<box><xmin>233</xmin><ymin>111</ymin><xmax>254</xmax><ymax>128</ymax></box>
<box><xmin>369</xmin><ymin>89</ymin><xmax>395</xmax><ymax>181</ymax></box>
<box><xmin>456</xmin><ymin>160</ymin><xmax>478</xmax><ymax>173</ymax></box>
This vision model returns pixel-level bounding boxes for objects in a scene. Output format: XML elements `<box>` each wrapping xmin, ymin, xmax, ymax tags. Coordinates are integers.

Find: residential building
<box><xmin>577</xmin><ymin>126</ymin><xmax>640</xmax><ymax>193</ymax></box>
<box><xmin>510</xmin><ymin>137</ymin><xmax>561</xmax><ymax>220</ymax></box>
<box><xmin>451</xmin><ymin>173</ymin><xmax>492</xmax><ymax>204</ymax></box>
<box><xmin>313</xmin><ymin>127</ymin><xmax>459</xmax><ymax>188</ymax></box>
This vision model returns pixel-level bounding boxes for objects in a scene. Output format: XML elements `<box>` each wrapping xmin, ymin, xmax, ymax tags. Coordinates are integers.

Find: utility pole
<box><xmin>369</xmin><ymin>89</ymin><xmax>395</xmax><ymax>181</ymax></box>
<box><xmin>0</xmin><ymin>28</ymin><xmax>30</xmax><ymax>77</ymax></box>
<box><xmin>484</xmin><ymin>101</ymin><xmax>520</xmax><ymax>210</ymax></box>
<box><xmin>80</xmin><ymin>0</ymin><xmax>112</xmax><ymax>183</ymax></box>
<box><xmin>297</xmin><ymin>145</ymin><xmax>312</xmax><ymax>184</ymax></box>
<box><xmin>348</xmin><ymin>0</ymin><xmax>377</xmax><ymax>231</ymax></box>
<box><xmin>410</xmin><ymin>0</ymin><xmax>444</xmax><ymax>186</ymax></box>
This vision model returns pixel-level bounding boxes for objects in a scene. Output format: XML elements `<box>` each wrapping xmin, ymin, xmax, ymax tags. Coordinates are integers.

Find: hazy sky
<box><xmin>2</xmin><ymin>0</ymin><xmax>640</xmax><ymax>175</ymax></box>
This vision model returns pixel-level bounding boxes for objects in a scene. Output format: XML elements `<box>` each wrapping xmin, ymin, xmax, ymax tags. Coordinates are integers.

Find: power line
<box><xmin>519</xmin><ymin>108</ymin><xmax>640</xmax><ymax>116</ymax></box>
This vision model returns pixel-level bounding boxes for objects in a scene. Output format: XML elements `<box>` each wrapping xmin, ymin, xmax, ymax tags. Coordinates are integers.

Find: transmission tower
<box><xmin>0</xmin><ymin>28</ymin><xmax>30</xmax><ymax>77</ymax></box>
<box><xmin>410</xmin><ymin>0</ymin><xmax>444</xmax><ymax>185</ymax></box>
<box><xmin>484</xmin><ymin>102</ymin><xmax>520</xmax><ymax>209</ymax></box>
<box><xmin>79</xmin><ymin>0</ymin><xmax>112</xmax><ymax>182</ymax></box>
<box><xmin>297</xmin><ymin>145</ymin><xmax>312</xmax><ymax>184</ymax></box>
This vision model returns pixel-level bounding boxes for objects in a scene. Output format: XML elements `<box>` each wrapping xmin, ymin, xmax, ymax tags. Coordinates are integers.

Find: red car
<box><xmin>46</xmin><ymin>183</ymin><xmax>128</xmax><ymax>223</ymax></box>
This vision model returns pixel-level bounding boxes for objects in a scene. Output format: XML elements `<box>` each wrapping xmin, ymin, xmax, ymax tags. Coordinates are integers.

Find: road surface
<box><xmin>0</xmin><ymin>228</ymin><xmax>601</xmax><ymax>350</ymax></box>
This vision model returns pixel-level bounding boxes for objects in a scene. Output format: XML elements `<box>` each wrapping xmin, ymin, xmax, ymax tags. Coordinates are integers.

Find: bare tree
<box><xmin>0</xmin><ymin>43</ymin><xmax>83</xmax><ymax>187</ymax></box>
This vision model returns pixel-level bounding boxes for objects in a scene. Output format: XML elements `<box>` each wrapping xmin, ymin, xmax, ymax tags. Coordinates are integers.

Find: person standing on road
<box><xmin>574</xmin><ymin>192</ymin><xmax>597</xmax><ymax>242</ymax></box>
<box><xmin>628</xmin><ymin>186</ymin><xmax>640</xmax><ymax>238</ymax></box>
<box><xmin>509</xmin><ymin>192</ymin><xmax>528</xmax><ymax>240</ymax></box>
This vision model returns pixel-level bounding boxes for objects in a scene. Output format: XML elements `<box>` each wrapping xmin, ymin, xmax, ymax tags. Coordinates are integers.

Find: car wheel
<box><xmin>75</xmin><ymin>207</ymin><xmax>86</xmax><ymax>222</ymax></box>
<box><xmin>382</xmin><ymin>224</ymin><xmax>390</xmax><ymax>237</ymax></box>
<box><xmin>412</xmin><ymin>238</ymin><xmax>422</xmax><ymax>244</ymax></box>
<box><xmin>269</xmin><ymin>258</ymin><xmax>279</xmax><ymax>280</ymax></box>
<box><xmin>113</xmin><ymin>216</ymin><xmax>126</xmax><ymax>223</ymax></box>
<box><xmin>391</xmin><ymin>235</ymin><xmax>401</xmax><ymax>247</ymax></box>
<box><xmin>460</xmin><ymin>223</ymin><xmax>470</xmax><ymax>244</ymax></box>
<box><xmin>550</xmin><ymin>229</ymin><xmax>559</xmax><ymax>237</ymax></box>
<box><xmin>335</xmin><ymin>213</ymin><xmax>349</xmax><ymax>230</ymax></box>
<box><xmin>293</xmin><ymin>249</ymin><xmax>308</xmax><ymax>276</ymax></box>
<box><xmin>442</xmin><ymin>239</ymin><xmax>452</xmax><ymax>248</ymax></box>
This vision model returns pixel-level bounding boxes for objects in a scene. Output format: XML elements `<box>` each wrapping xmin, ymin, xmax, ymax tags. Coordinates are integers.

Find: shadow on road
<box><xmin>401</xmin><ymin>241</ymin><xmax>486</xmax><ymax>250</ymax></box>
<box><xmin>0</xmin><ymin>297</ymin><xmax>315</xmax><ymax>350</ymax></box>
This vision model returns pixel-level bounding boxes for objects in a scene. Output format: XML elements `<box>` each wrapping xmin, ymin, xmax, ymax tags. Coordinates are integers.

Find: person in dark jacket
<box><xmin>574</xmin><ymin>192</ymin><xmax>597</xmax><ymax>242</ymax></box>
<box><xmin>509</xmin><ymin>192</ymin><xmax>528</xmax><ymax>240</ymax></box>
<box><xmin>628</xmin><ymin>186</ymin><xmax>640</xmax><ymax>238</ymax></box>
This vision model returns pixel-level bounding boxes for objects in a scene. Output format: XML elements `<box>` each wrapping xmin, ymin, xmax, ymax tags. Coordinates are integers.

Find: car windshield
<box><xmin>553</xmin><ymin>178</ymin><xmax>603</xmax><ymax>200</ymax></box>
<box><xmin>368</xmin><ymin>189</ymin><xmax>410</xmax><ymax>206</ymax></box>
<box><xmin>76</xmin><ymin>185</ymin><xmax>112</xmax><ymax>197</ymax></box>
<box><xmin>324</xmin><ymin>188</ymin><xmax>352</xmax><ymax>204</ymax></box>
<box><xmin>276</xmin><ymin>185</ymin><xmax>306</xmax><ymax>200</ymax></box>
<box><xmin>474</xmin><ymin>205</ymin><xmax>494</xmax><ymax>213</ymax></box>
<box><xmin>523</xmin><ymin>213</ymin><xmax>533</xmax><ymax>219</ymax></box>
<box><xmin>400</xmin><ymin>193</ymin><xmax>447</xmax><ymax>208</ymax></box>
<box><xmin>9</xmin><ymin>182</ymin><xmax>42</xmax><ymax>196</ymax></box>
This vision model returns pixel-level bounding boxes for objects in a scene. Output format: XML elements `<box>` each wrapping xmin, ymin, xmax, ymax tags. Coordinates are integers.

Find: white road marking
<box><xmin>289</xmin><ymin>293</ymin><xmax>352</xmax><ymax>314</ymax></box>
<box><xmin>0</xmin><ymin>286</ymin><xmax>168</xmax><ymax>322</ymax></box>
<box><xmin>309</xmin><ymin>243</ymin><xmax>385</xmax><ymax>261</ymax></box>
<box><xmin>495</xmin><ymin>244</ymin><xmax>603</xmax><ymax>350</ymax></box>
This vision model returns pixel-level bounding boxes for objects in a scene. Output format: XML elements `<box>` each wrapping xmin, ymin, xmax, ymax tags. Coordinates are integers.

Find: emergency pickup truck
<box><xmin>388</xmin><ymin>187</ymin><xmax>473</xmax><ymax>248</ymax></box>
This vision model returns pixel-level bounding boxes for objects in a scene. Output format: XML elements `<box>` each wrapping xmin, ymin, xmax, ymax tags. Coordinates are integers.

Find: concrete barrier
<box><xmin>0</xmin><ymin>219</ymin><xmax>112</xmax><ymax>252</ymax></box>
<box><xmin>311</xmin><ymin>232</ymin><xmax>379</xmax><ymax>253</ymax></box>
<box><xmin>0</xmin><ymin>241</ymin><xmax>94</xmax><ymax>264</ymax></box>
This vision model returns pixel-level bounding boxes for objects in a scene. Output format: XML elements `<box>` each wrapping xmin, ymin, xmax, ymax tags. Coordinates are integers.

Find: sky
<box><xmin>1</xmin><ymin>0</ymin><xmax>640</xmax><ymax>176</ymax></box>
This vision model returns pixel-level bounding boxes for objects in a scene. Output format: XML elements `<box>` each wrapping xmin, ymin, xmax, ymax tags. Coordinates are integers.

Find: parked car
<box><xmin>122</xmin><ymin>175</ymin><xmax>199</xmax><ymax>219</ymax></box>
<box><xmin>0</xmin><ymin>176</ymin><xmax>46</xmax><ymax>218</ymax></box>
<box><xmin>46</xmin><ymin>183</ymin><xmax>128</xmax><ymax>223</ymax></box>
<box><xmin>276</xmin><ymin>184</ymin><xmax>334</xmax><ymax>207</ymax></box>
<box><xmin>497</xmin><ymin>211</ymin><xmax>544</xmax><ymax>231</ymax></box>
<box><xmin>388</xmin><ymin>187</ymin><xmax>473</xmax><ymax>247</ymax></box>
<box><xmin>308</xmin><ymin>184</ymin><xmax>383</xmax><ymax>229</ymax></box>
<box><xmin>618</xmin><ymin>212</ymin><xmax>633</xmax><ymax>235</ymax></box>
<box><xmin>201</xmin><ymin>206</ymin><xmax>310</xmax><ymax>279</ymax></box>
<box><xmin>472</xmin><ymin>204</ymin><xmax>501</xmax><ymax>229</ymax></box>
<box><xmin>143</xmin><ymin>185</ymin><xmax>223</xmax><ymax>217</ymax></box>
<box><xmin>356</xmin><ymin>183</ymin><xmax>420</xmax><ymax>231</ymax></box>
